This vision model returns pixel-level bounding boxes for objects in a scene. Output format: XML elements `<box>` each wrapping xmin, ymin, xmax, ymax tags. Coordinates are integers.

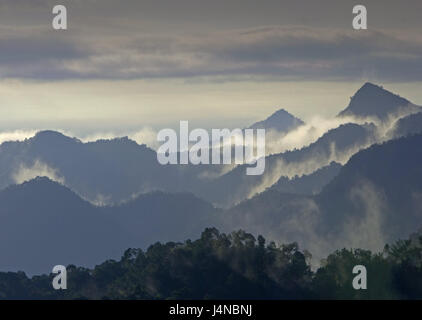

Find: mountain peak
<box><xmin>269</xmin><ymin>108</ymin><xmax>293</xmax><ymax>117</ymax></box>
<box><xmin>31</xmin><ymin>130</ymin><xmax>81</xmax><ymax>145</ymax></box>
<box><xmin>249</xmin><ymin>108</ymin><xmax>304</xmax><ymax>133</ymax></box>
<box><xmin>338</xmin><ymin>83</ymin><xmax>418</xmax><ymax>120</ymax></box>
<box><xmin>3</xmin><ymin>176</ymin><xmax>81</xmax><ymax>203</ymax></box>
<box><xmin>360</xmin><ymin>81</ymin><xmax>383</xmax><ymax>90</ymax></box>
<box><xmin>357</xmin><ymin>82</ymin><xmax>400</xmax><ymax>98</ymax></box>
<box><xmin>34</xmin><ymin>130</ymin><xmax>66</xmax><ymax>138</ymax></box>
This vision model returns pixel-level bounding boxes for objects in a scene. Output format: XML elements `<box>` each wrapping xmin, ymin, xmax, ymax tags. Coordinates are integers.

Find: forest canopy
<box><xmin>0</xmin><ymin>228</ymin><xmax>421</xmax><ymax>300</ymax></box>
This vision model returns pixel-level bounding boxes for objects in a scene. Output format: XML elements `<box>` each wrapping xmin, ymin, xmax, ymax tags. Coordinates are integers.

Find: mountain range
<box><xmin>0</xmin><ymin>177</ymin><xmax>218</xmax><ymax>274</ymax></box>
<box><xmin>1</xmin><ymin>82</ymin><xmax>422</xmax><ymax>274</ymax></box>
<box><xmin>1</xmin><ymin>83</ymin><xmax>418</xmax><ymax>208</ymax></box>
<box><xmin>222</xmin><ymin>132</ymin><xmax>422</xmax><ymax>261</ymax></box>
<box><xmin>249</xmin><ymin>108</ymin><xmax>304</xmax><ymax>133</ymax></box>
<box><xmin>338</xmin><ymin>82</ymin><xmax>420</xmax><ymax>121</ymax></box>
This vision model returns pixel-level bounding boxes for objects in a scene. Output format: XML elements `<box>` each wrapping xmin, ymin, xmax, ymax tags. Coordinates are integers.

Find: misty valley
<box><xmin>1</xmin><ymin>82</ymin><xmax>422</xmax><ymax>299</ymax></box>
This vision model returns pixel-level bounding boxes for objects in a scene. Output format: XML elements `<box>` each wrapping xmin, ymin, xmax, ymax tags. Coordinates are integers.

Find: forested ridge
<box><xmin>1</xmin><ymin>228</ymin><xmax>421</xmax><ymax>300</ymax></box>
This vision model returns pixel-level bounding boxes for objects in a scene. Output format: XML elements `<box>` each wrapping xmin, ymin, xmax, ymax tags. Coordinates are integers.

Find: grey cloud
<box><xmin>0</xmin><ymin>36</ymin><xmax>87</xmax><ymax>64</ymax></box>
<box><xmin>0</xmin><ymin>3</ymin><xmax>422</xmax><ymax>82</ymax></box>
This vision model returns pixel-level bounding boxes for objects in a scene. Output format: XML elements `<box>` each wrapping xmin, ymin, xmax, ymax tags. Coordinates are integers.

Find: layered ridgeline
<box><xmin>0</xmin><ymin>177</ymin><xmax>219</xmax><ymax>275</ymax></box>
<box><xmin>199</xmin><ymin>82</ymin><xmax>421</xmax><ymax>207</ymax></box>
<box><xmin>0</xmin><ymin>132</ymin><xmax>185</xmax><ymax>205</ymax></box>
<box><xmin>269</xmin><ymin>161</ymin><xmax>342</xmax><ymax>195</ymax></box>
<box><xmin>0</xmin><ymin>83</ymin><xmax>419</xmax><ymax>208</ymax></box>
<box><xmin>221</xmin><ymin>132</ymin><xmax>422</xmax><ymax>262</ymax></box>
<box><xmin>196</xmin><ymin>122</ymin><xmax>377</xmax><ymax>207</ymax></box>
<box><xmin>1</xmin><ymin>83</ymin><xmax>422</xmax><ymax>274</ymax></box>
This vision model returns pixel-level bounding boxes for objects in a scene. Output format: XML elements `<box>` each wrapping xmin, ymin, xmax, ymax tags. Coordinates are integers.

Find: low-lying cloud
<box><xmin>0</xmin><ymin>128</ymin><xmax>160</xmax><ymax>151</ymax></box>
<box><xmin>265</xmin><ymin>115</ymin><xmax>369</xmax><ymax>155</ymax></box>
<box><xmin>0</xmin><ymin>130</ymin><xmax>37</xmax><ymax>144</ymax></box>
<box><xmin>77</xmin><ymin>127</ymin><xmax>160</xmax><ymax>150</ymax></box>
<box><xmin>12</xmin><ymin>160</ymin><xmax>65</xmax><ymax>185</ymax></box>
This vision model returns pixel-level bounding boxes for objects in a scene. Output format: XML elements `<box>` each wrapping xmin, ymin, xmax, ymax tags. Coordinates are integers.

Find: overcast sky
<box><xmin>0</xmin><ymin>0</ymin><xmax>421</xmax><ymax>135</ymax></box>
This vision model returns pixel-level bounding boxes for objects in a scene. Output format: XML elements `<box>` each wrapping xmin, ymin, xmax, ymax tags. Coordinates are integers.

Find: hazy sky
<box><xmin>0</xmin><ymin>0</ymin><xmax>421</xmax><ymax>135</ymax></box>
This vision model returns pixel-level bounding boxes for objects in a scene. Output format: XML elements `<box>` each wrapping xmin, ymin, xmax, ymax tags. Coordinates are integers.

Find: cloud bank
<box><xmin>0</xmin><ymin>20</ymin><xmax>421</xmax><ymax>82</ymax></box>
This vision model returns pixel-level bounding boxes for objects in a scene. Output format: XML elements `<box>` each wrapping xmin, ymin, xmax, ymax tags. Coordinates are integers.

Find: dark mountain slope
<box><xmin>0</xmin><ymin>131</ymin><xmax>182</xmax><ymax>204</ymax></box>
<box><xmin>338</xmin><ymin>82</ymin><xmax>420</xmax><ymax>120</ymax></box>
<box><xmin>249</xmin><ymin>108</ymin><xmax>304</xmax><ymax>133</ymax></box>
<box><xmin>317</xmin><ymin>133</ymin><xmax>422</xmax><ymax>239</ymax></box>
<box><xmin>0</xmin><ymin>177</ymin><xmax>128</xmax><ymax>275</ymax></box>
<box><xmin>102</xmin><ymin>191</ymin><xmax>219</xmax><ymax>247</ymax></box>
<box><xmin>197</xmin><ymin>122</ymin><xmax>376</xmax><ymax>207</ymax></box>
<box><xmin>270</xmin><ymin>161</ymin><xmax>342</xmax><ymax>195</ymax></box>
<box><xmin>221</xmin><ymin>133</ymin><xmax>422</xmax><ymax>259</ymax></box>
<box><xmin>0</xmin><ymin>178</ymin><xmax>218</xmax><ymax>275</ymax></box>
<box><xmin>387</xmin><ymin>111</ymin><xmax>422</xmax><ymax>139</ymax></box>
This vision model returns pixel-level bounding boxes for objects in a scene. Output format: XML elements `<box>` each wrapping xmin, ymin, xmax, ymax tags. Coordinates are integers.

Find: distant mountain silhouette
<box><xmin>0</xmin><ymin>131</ymin><xmax>186</xmax><ymax>204</ymax></box>
<box><xmin>270</xmin><ymin>161</ymin><xmax>342</xmax><ymax>195</ymax></box>
<box><xmin>1</xmin><ymin>82</ymin><xmax>422</xmax><ymax>274</ymax></box>
<box><xmin>221</xmin><ymin>133</ymin><xmax>422</xmax><ymax>260</ymax></box>
<box><xmin>0</xmin><ymin>123</ymin><xmax>377</xmax><ymax>272</ymax></box>
<box><xmin>102</xmin><ymin>191</ymin><xmax>219</xmax><ymax>247</ymax></box>
<box><xmin>197</xmin><ymin>122</ymin><xmax>376</xmax><ymax>207</ymax></box>
<box><xmin>0</xmin><ymin>82</ymin><xmax>419</xmax><ymax>209</ymax></box>
<box><xmin>387</xmin><ymin>111</ymin><xmax>422</xmax><ymax>139</ymax></box>
<box><xmin>0</xmin><ymin>177</ymin><xmax>126</xmax><ymax>275</ymax></box>
<box><xmin>249</xmin><ymin>108</ymin><xmax>304</xmax><ymax>133</ymax></box>
<box><xmin>0</xmin><ymin>177</ymin><xmax>218</xmax><ymax>274</ymax></box>
<box><xmin>317</xmin><ymin>133</ymin><xmax>422</xmax><ymax>240</ymax></box>
<box><xmin>0</xmin><ymin>123</ymin><xmax>375</xmax><ymax>208</ymax></box>
<box><xmin>338</xmin><ymin>82</ymin><xmax>420</xmax><ymax>121</ymax></box>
